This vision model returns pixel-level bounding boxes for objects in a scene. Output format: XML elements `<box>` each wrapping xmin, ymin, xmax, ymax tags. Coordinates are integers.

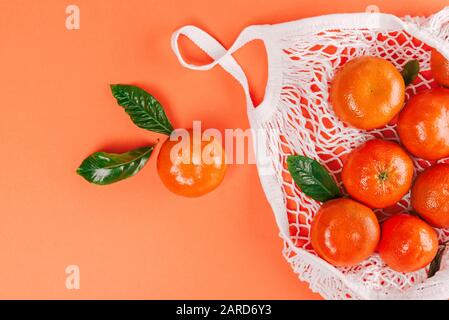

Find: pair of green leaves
<box><xmin>77</xmin><ymin>85</ymin><xmax>174</xmax><ymax>185</ymax></box>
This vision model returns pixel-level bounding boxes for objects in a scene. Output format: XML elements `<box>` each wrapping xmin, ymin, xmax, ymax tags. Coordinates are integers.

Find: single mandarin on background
<box><xmin>378</xmin><ymin>214</ymin><xmax>438</xmax><ymax>273</ymax></box>
<box><xmin>341</xmin><ymin>139</ymin><xmax>414</xmax><ymax>209</ymax></box>
<box><xmin>330</xmin><ymin>56</ymin><xmax>405</xmax><ymax>130</ymax></box>
<box><xmin>157</xmin><ymin>129</ymin><xmax>227</xmax><ymax>197</ymax></box>
<box><xmin>311</xmin><ymin>198</ymin><xmax>380</xmax><ymax>267</ymax></box>
<box><xmin>397</xmin><ymin>87</ymin><xmax>449</xmax><ymax>160</ymax></box>
<box><xmin>411</xmin><ymin>163</ymin><xmax>449</xmax><ymax>228</ymax></box>
<box><xmin>431</xmin><ymin>48</ymin><xmax>449</xmax><ymax>87</ymax></box>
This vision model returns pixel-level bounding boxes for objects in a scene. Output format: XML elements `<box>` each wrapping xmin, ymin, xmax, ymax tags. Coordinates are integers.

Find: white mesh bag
<box><xmin>171</xmin><ymin>7</ymin><xmax>449</xmax><ymax>300</ymax></box>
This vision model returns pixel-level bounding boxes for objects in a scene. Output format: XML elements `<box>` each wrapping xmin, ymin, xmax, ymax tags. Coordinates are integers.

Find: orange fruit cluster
<box><xmin>311</xmin><ymin>52</ymin><xmax>449</xmax><ymax>273</ymax></box>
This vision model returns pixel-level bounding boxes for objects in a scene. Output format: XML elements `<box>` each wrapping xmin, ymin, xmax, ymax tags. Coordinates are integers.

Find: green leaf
<box><xmin>401</xmin><ymin>60</ymin><xmax>420</xmax><ymax>86</ymax></box>
<box><xmin>77</xmin><ymin>145</ymin><xmax>155</xmax><ymax>185</ymax></box>
<box><xmin>287</xmin><ymin>155</ymin><xmax>341</xmax><ymax>202</ymax></box>
<box><xmin>111</xmin><ymin>84</ymin><xmax>174</xmax><ymax>136</ymax></box>
<box><xmin>427</xmin><ymin>241</ymin><xmax>448</xmax><ymax>278</ymax></box>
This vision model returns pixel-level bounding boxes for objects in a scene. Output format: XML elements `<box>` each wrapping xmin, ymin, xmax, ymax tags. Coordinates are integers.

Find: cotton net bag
<box><xmin>171</xmin><ymin>7</ymin><xmax>449</xmax><ymax>299</ymax></box>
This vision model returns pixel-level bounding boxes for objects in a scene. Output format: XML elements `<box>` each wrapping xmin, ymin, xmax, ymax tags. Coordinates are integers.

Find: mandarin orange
<box><xmin>397</xmin><ymin>88</ymin><xmax>449</xmax><ymax>160</ymax></box>
<box><xmin>330</xmin><ymin>56</ymin><xmax>405</xmax><ymax>130</ymax></box>
<box><xmin>342</xmin><ymin>139</ymin><xmax>414</xmax><ymax>208</ymax></box>
<box><xmin>378</xmin><ymin>214</ymin><xmax>438</xmax><ymax>273</ymax></box>
<box><xmin>431</xmin><ymin>48</ymin><xmax>449</xmax><ymax>87</ymax></box>
<box><xmin>311</xmin><ymin>198</ymin><xmax>380</xmax><ymax>267</ymax></box>
<box><xmin>411</xmin><ymin>163</ymin><xmax>449</xmax><ymax>228</ymax></box>
<box><xmin>157</xmin><ymin>129</ymin><xmax>227</xmax><ymax>197</ymax></box>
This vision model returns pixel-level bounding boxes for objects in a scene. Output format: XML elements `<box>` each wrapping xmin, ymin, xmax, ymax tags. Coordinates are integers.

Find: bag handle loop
<box><xmin>171</xmin><ymin>25</ymin><xmax>267</xmax><ymax>109</ymax></box>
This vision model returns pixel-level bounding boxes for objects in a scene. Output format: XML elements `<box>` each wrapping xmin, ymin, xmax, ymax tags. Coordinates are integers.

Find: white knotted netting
<box><xmin>172</xmin><ymin>7</ymin><xmax>449</xmax><ymax>299</ymax></box>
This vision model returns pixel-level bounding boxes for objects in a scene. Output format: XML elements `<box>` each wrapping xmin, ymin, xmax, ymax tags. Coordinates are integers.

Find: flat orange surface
<box><xmin>0</xmin><ymin>0</ymin><xmax>447</xmax><ymax>299</ymax></box>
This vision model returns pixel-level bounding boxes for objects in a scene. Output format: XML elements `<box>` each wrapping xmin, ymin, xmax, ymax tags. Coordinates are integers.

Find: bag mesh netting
<box><xmin>172</xmin><ymin>8</ymin><xmax>449</xmax><ymax>299</ymax></box>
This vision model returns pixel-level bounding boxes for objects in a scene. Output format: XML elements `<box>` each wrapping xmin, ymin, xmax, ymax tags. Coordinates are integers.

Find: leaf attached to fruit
<box><xmin>77</xmin><ymin>145</ymin><xmax>156</xmax><ymax>185</ymax></box>
<box><xmin>111</xmin><ymin>84</ymin><xmax>174</xmax><ymax>136</ymax></box>
<box><xmin>287</xmin><ymin>155</ymin><xmax>341</xmax><ymax>202</ymax></box>
<box><xmin>428</xmin><ymin>241</ymin><xmax>448</xmax><ymax>278</ymax></box>
<box><xmin>401</xmin><ymin>60</ymin><xmax>420</xmax><ymax>86</ymax></box>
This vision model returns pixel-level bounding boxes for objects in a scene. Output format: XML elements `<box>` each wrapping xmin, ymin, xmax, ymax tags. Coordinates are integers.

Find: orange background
<box><xmin>0</xmin><ymin>0</ymin><xmax>447</xmax><ymax>299</ymax></box>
